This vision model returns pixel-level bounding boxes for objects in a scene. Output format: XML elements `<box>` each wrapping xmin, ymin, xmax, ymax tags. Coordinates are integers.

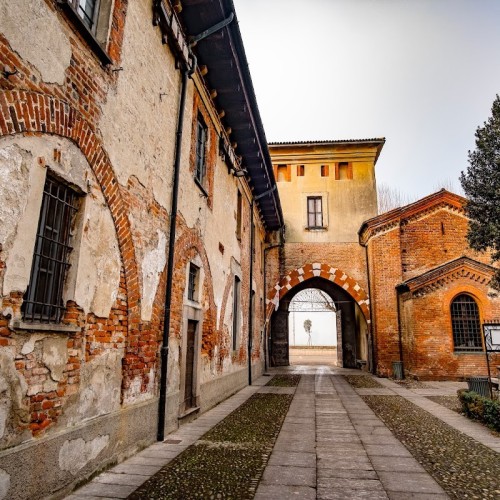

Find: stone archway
<box><xmin>266</xmin><ymin>264</ymin><xmax>371</xmax><ymax>369</ymax></box>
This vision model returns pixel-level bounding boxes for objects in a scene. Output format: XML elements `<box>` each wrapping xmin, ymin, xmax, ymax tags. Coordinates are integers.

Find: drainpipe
<box><xmin>157</xmin><ymin>54</ymin><xmax>196</xmax><ymax>442</ymax></box>
<box><xmin>363</xmin><ymin>245</ymin><xmax>376</xmax><ymax>374</ymax></box>
<box><xmin>395</xmin><ymin>285</ymin><xmax>406</xmax><ymax>380</ymax></box>
<box><xmin>247</xmin><ymin>185</ymin><xmax>278</xmax><ymax>385</ymax></box>
<box><xmin>157</xmin><ymin>11</ymin><xmax>234</xmax><ymax>442</ymax></box>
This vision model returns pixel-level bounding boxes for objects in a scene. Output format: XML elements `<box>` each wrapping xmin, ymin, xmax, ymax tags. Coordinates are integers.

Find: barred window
<box><xmin>232</xmin><ymin>276</ymin><xmax>241</xmax><ymax>350</ymax></box>
<box><xmin>188</xmin><ymin>263</ymin><xmax>199</xmax><ymax>302</ymax></box>
<box><xmin>22</xmin><ymin>176</ymin><xmax>78</xmax><ymax>323</ymax></box>
<box><xmin>195</xmin><ymin>116</ymin><xmax>207</xmax><ymax>187</ymax></box>
<box><xmin>307</xmin><ymin>196</ymin><xmax>323</xmax><ymax>228</ymax></box>
<box><xmin>451</xmin><ymin>294</ymin><xmax>482</xmax><ymax>351</ymax></box>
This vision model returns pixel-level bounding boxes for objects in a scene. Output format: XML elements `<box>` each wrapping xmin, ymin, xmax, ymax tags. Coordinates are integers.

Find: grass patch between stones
<box><xmin>343</xmin><ymin>374</ymin><xmax>383</xmax><ymax>388</ymax></box>
<box><xmin>265</xmin><ymin>374</ymin><xmax>301</xmax><ymax>387</ymax></box>
<box><xmin>128</xmin><ymin>393</ymin><xmax>294</xmax><ymax>499</ymax></box>
<box><xmin>362</xmin><ymin>395</ymin><xmax>500</xmax><ymax>499</ymax></box>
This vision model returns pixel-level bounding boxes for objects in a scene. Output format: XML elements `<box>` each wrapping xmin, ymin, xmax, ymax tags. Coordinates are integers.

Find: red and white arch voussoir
<box><xmin>266</xmin><ymin>262</ymin><xmax>371</xmax><ymax>323</ymax></box>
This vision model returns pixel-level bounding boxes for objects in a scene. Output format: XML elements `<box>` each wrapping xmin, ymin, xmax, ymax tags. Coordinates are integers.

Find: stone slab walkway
<box><xmin>65</xmin><ymin>366</ymin><xmax>500</xmax><ymax>499</ymax></box>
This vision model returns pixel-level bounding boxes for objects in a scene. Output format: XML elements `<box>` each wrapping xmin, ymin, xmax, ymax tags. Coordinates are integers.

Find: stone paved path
<box><xmin>66</xmin><ymin>365</ymin><xmax>499</xmax><ymax>499</ymax></box>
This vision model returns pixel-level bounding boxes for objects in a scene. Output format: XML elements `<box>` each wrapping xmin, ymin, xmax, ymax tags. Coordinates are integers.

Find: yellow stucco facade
<box><xmin>270</xmin><ymin>140</ymin><xmax>384</xmax><ymax>243</ymax></box>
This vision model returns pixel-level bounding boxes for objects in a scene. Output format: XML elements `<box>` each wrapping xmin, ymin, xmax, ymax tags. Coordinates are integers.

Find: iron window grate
<box><xmin>451</xmin><ymin>294</ymin><xmax>482</xmax><ymax>351</ymax></box>
<box><xmin>195</xmin><ymin>117</ymin><xmax>207</xmax><ymax>186</ymax></box>
<box><xmin>22</xmin><ymin>176</ymin><xmax>78</xmax><ymax>323</ymax></box>
<box><xmin>188</xmin><ymin>263</ymin><xmax>199</xmax><ymax>301</ymax></box>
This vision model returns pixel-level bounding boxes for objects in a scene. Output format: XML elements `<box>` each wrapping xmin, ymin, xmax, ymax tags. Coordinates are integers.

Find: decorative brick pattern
<box><xmin>266</xmin><ymin>262</ymin><xmax>370</xmax><ymax>323</ymax></box>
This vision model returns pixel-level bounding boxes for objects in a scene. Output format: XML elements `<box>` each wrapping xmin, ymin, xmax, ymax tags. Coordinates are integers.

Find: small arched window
<box><xmin>451</xmin><ymin>294</ymin><xmax>482</xmax><ymax>351</ymax></box>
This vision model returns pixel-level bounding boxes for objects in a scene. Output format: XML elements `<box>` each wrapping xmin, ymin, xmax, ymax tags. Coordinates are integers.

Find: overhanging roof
<box><xmin>269</xmin><ymin>138</ymin><xmax>386</xmax><ymax>165</ymax></box>
<box><xmin>178</xmin><ymin>0</ymin><xmax>284</xmax><ymax>230</ymax></box>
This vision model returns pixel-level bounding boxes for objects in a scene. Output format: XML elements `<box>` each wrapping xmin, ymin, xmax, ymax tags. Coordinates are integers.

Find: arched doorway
<box><xmin>288</xmin><ymin>288</ymin><xmax>338</xmax><ymax>365</ymax></box>
<box><xmin>269</xmin><ymin>276</ymin><xmax>369</xmax><ymax>369</ymax></box>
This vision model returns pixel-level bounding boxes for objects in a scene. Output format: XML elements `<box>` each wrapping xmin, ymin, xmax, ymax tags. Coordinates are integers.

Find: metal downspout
<box><xmin>157</xmin><ymin>57</ymin><xmax>196</xmax><ymax>442</ymax></box>
<box><xmin>396</xmin><ymin>287</ymin><xmax>405</xmax><ymax>379</ymax></box>
<box><xmin>248</xmin><ymin>198</ymin><xmax>254</xmax><ymax>386</ymax></box>
<box><xmin>364</xmin><ymin>244</ymin><xmax>376</xmax><ymax>374</ymax></box>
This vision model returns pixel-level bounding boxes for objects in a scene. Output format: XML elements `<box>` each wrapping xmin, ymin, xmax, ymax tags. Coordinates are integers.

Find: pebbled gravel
<box><xmin>265</xmin><ymin>374</ymin><xmax>301</xmax><ymax>387</ymax></box>
<box><xmin>343</xmin><ymin>374</ymin><xmax>383</xmax><ymax>388</ymax></box>
<box><xmin>427</xmin><ymin>395</ymin><xmax>462</xmax><ymax>413</ymax></box>
<box><xmin>128</xmin><ymin>392</ymin><xmax>295</xmax><ymax>499</ymax></box>
<box><xmin>362</xmin><ymin>395</ymin><xmax>500</xmax><ymax>499</ymax></box>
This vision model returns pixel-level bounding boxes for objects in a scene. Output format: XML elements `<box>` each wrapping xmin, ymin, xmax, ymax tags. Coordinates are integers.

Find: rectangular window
<box><xmin>297</xmin><ymin>165</ymin><xmax>305</xmax><ymax>177</ymax></box>
<box><xmin>236</xmin><ymin>190</ymin><xmax>242</xmax><ymax>240</ymax></box>
<box><xmin>195</xmin><ymin>116</ymin><xmax>207</xmax><ymax>187</ymax></box>
<box><xmin>187</xmin><ymin>263</ymin><xmax>199</xmax><ymax>302</ymax></box>
<box><xmin>336</xmin><ymin>162</ymin><xmax>353</xmax><ymax>180</ymax></box>
<box><xmin>232</xmin><ymin>276</ymin><xmax>241</xmax><ymax>350</ymax></box>
<box><xmin>22</xmin><ymin>175</ymin><xmax>78</xmax><ymax>323</ymax></box>
<box><xmin>321</xmin><ymin>165</ymin><xmax>329</xmax><ymax>177</ymax></box>
<box><xmin>307</xmin><ymin>196</ymin><xmax>323</xmax><ymax>228</ymax></box>
<box><xmin>61</xmin><ymin>0</ymin><xmax>112</xmax><ymax>64</ymax></box>
<box><xmin>277</xmin><ymin>164</ymin><xmax>288</xmax><ymax>182</ymax></box>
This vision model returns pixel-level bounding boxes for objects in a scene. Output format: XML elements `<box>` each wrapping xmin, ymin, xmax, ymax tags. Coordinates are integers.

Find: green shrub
<box><xmin>457</xmin><ymin>389</ymin><xmax>500</xmax><ymax>432</ymax></box>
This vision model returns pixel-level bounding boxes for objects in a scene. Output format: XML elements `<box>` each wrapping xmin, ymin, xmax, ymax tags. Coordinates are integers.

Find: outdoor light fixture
<box><xmin>232</xmin><ymin>168</ymin><xmax>247</xmax><ymax>177</ymax></box>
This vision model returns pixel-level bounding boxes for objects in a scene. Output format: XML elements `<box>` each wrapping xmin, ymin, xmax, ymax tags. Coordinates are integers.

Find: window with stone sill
<box><xmin>194</xmin><ymin>115</ymin><xmax>208</xmax><ymax>190</ymax></box>
<box><xmin>187</xmin><ymin>263</ymin><xmax>199</xmax><ymax>302</ymax></box>
<box><xmin>21</xmin><ymin>174</ymin><xmax>80</xmax><ymax>324</ymax></box>
<box><xmin>232</xmin><ymin>276</ymin><xmax>241</xmax><ymax>351</ymax></box>
<box><xmin>60</xmin><ymin>0</ymin><xmax>113</xmax><ymax>64</ymax></box>
<box><xmin>307</xmin><ymin>196</ymin><xmax>324</xmax><ymax>229</ymax></box>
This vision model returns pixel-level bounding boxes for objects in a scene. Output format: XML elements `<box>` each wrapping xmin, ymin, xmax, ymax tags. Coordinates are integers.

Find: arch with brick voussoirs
<box><xmin>0</xmin><ymin>90</ymin><xmax>149</xmax><ymax>393</ymax></box>
<box><xmin>266</xmin><ymin>263</ymin><xmax>371</xmax><ymax>369</ymax></box>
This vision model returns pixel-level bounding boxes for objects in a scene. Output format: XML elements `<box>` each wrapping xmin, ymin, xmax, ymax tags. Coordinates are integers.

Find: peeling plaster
<box><xmin>0</xmin><ymin>0</ymin><xmax>71</xmax><ymax>84</ymax></box>
<box><xmin>20</xmin><ymin>334</ymin><xmax>47</xmax><ymax>355</ymax></box>
<box><xmin>1</xmin><ymin>135</ymin><xmax>120</xmax><ymax>318</ymax></box>
<box><xmin>123</xmin><ymin>367</ymin><xmax>155</xmax><ymax>406</ymax></box>
<box><xmin>0</xmin><ymin>469</ymin><xmax>10</xmax><ymax>500</ymax></box>
<box><xmin>42</xmin><ymin>337</ymin><xmax>68</xmax><ymax>383</ymax></box>
<box><xmin>0</xmin><ymin>146</ymin><xmax>30</xmax><ymax>253</ymax></box>
<box><xmin>141</xmin><ymin>230</ymin><xmax>167</xmax><ymax>322</ymax></box>
<box><xmin>0</xmin><ymin>351</ymin><xmax>29</xmax><ymax>447</ymax></box>
<box><xmin>76</xmin><ymin>351</ymin><xmax>121</xmax><ymax>422</ymax></box>
<box><xmin>73</xmin><ymin>197</ymin><xmax>121</xmax><ymax>318</ymax></box>
<box><xmin>99</xmin><ymin>0</ymin><xmax>177</xmax><ymax>209</ymax></box>
<box><xmin>58</xmin><ymin>435</ymin><xmax>109</xmax><ymax>475</ymax></box>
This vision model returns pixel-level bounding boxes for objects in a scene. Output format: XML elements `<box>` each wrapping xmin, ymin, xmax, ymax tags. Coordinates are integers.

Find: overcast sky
<box><xmin>233</xmin><ymin>0</ymin><xmax>500</xmax><ymax>199</ymax></box>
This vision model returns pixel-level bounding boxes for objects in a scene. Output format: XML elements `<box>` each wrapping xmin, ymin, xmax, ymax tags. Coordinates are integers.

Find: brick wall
<box><xmin>363</xmin><ymin>192</ymin><xmax>500</xmax><ymax>379</ymax></box>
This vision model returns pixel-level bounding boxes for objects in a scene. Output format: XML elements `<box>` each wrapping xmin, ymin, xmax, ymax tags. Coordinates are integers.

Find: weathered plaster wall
<box><xmin>0</xmin><ymin>0</ymin><xmax>72</xmax><ymax>85</ymax></box>
<box><xmin>0</xmin><ymin>135</ymin><xmax>121</xmax><ymax>318</ymax></box>
<box><xmin>270</xmin><ymin>143</ymin><xmax>379</xmax><ymax>244</ymax></box>
<box><xmin>99</xmin><ymin>0</ymin><xmax>180</xmax><ymax>211</ymax></box>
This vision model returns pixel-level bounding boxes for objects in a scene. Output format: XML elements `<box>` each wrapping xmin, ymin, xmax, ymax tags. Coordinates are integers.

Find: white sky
<box><xmin>233</xmin><ymin>0</ymin><xmax>500</xmax><ymax>199</ymax></box>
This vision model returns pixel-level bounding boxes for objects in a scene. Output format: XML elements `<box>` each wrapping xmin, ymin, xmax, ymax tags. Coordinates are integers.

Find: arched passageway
<box><xmin>269</xmin><ymin>277</ymin><xmax>369</xmax><ymax>369</ymax></box>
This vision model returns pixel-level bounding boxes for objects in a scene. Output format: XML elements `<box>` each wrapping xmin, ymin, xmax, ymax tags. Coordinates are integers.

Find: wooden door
<box><xmin>184</xmin><ymin>320</ymin><xmax>197</xmax><ymax>409</ymax></box>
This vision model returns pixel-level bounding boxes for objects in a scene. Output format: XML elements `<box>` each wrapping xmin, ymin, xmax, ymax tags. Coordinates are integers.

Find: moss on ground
<box><xmin>265</xmin><ymin>374</ymin><xmax>301</xmax><ymax>387</ymax></box>
<box><xmin>128</xmin><ymin>391</ymin><xmax>295</xmax><ymax>499</ymax></box>
<box><xmin>343</xmin><ymin>374</ymin><xmax>383</xmax><ymax>388</ymax></box>
<box><xmin>362</xmin><ymin>395</ymin><xmax>500</xmax><ymax>499</ymax></box>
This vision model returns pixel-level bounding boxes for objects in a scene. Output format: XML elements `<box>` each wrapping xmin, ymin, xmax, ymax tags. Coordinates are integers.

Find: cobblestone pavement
<box><xmin>65</xmin><ymin>364</ymin><xmax>500</xmax><ymax>500</ymax></box>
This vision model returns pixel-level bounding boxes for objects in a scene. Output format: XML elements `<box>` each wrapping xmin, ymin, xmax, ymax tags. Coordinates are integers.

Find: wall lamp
<box><xmin>232</xmin><ymin>168</ymin><xmax>248</xmax><ymax>177</ymax></box>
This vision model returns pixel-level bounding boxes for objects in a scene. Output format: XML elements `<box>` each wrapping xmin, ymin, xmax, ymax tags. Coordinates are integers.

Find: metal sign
<box><xmin>483</xmin><ymin>323</ymin><xmax>500</xmax><ymax>352</ymax></box>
